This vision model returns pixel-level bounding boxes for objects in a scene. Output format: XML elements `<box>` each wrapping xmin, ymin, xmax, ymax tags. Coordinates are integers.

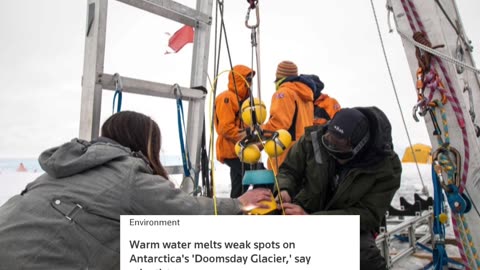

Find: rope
<box><xmin>207</xmin><ymin>70</ymin><xmax>252</xmax><ymax>214</ymax></box>
<box><xmin>210</xmin><ymin>0</ymin><xmax>292</xmax><ymax>216</ymax></box>
<box><xmin>174</xmin><ymin>85</ymin><xmax>196</xmax><ymax>195</ymax></box>
<box><xmin>397</xmin><ymin>30</ymin><xmax>480</xmax><ymax>74</ymax></box>
<box><xmin>254</xmin><ymin>132</ymin><xmax>285</xmax><ymax>215</ymax></box>
<box><xmin>453</xmin><ymin>214</ymin><xmax>480</xmax><ymax>269</ymax></box>
<box><xmin>431</xmin><ymin>164</ymin><xmax>450</xmax><ymax>269</ymax></box>
<box><xmin>216</xmin><ymin>0</ymin><xmax>243</xmax><ymax>115</ymax></box>
<box><xmin>245</xmin><ymin>3</ymin><xmax>262</xmax><ymax>100</ymax></box>
<box><xmin>112</xmin><ymin>73</ymin><xmax>123</xmax><ymax>114</ymax></box>
<box><xmin>391</xmin><ymin>217</ymin><xmax>464</xmax><ymax>268</ymax></box>
<box><xmin>177</xmin><ymin>97</ymin><xmax>192</xmax><ymax>177</ymax></box>
<box><xmin>209</xmin><ymin>0</ymin><xmax>224</xmax><ymax>215</ymax></box>
<box><xmin>212</xmin><ymin>2</ymin><xmax>269</xmax><ymax>210</ymax></box>
<box><xmin>207</xmin><ymin>73</ymin><xmax>218</xmax><ymax>214</ymax></box>
<box><xmin>209</xmin><ymin>0</ymin><xmax>244</xmax><ymax>214</ymax></box>
<box><xmin>243</xmin><ymin>2</ymin><xmax>264</xmax><ymax>132</ymax></box>
<box><xmin>398</xmin><ymin>1</ymin><xmax>475</xmax><ymax>267</ymax></box>
<box><xmin>419</xmin><ymin>66</ymin><xmax>448</xmax><ymax>108</ymax></box>
<box><xmin>433</xmin><ymin>0</ymin><xmax>471</xmax><ymax>51</ymax></box>
<box><xmin>200</xmin><ymin>118</ymin><xmax>212</xmax><ymax>197</ymax></box>
<box><xmin>369</xmin><ymin>0</ymin><xmax>428</xmax><ymax>195</ymax></box>
<box><xmin>403</xmin><ymin>0</ymin><xmax>470</xmax><ymax>196</ymax></box>
<box><xmin>433</xmin><ymin>101</ymin><xmax>450</xmax><ymax>147</ymax></box>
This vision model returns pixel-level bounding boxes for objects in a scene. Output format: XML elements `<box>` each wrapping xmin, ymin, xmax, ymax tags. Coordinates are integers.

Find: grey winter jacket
<box><xmin>0</xmin><ymin>138</ymin><xmax>242</xmax><ymax>269</ymax></box>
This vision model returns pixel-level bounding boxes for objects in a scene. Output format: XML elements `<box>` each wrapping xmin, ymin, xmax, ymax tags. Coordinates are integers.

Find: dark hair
<box><xmin>101</xmin><ymin>111</ymin><xmax>168</xmax><ymax>179</ymax></box>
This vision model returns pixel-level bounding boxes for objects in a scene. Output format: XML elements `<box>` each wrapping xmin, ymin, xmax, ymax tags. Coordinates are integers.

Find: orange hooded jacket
<box><xmin>214</xmin><ymin>65</ymin><xmax>254</xmax><ymax>163</ymax></box>
<box><xmin>313</xmin><ymin>94</ymin><xmax>341</xmax><ymax>125</ymax></box>
<box><xmin>262</xmin><ymin>79</ymin><xmax>314</xmax><ymax>171</ymax></box>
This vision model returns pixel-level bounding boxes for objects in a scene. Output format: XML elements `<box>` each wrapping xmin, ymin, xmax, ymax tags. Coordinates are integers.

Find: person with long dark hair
<box><xmin>0</xmin><ymin>111</ymin><xmax>271</xmax><ymax>269</ymax></box>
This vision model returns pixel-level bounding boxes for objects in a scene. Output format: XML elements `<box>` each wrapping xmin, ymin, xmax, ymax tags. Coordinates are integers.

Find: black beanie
<box><xmin>327</xmin><ymin>108</ymin><xmax>370</xmax><ymax>148</ymax></box>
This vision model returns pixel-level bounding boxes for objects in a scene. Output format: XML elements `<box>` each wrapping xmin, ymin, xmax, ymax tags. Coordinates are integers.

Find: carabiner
<box><xmin>412</xmin><ymin>102</ymin><xmax>421</xmax><ymax>122</ymax></box>
<box><xmin>412</xmin><ymin>99</ymin><xmax>427</xmax><ymax>122</ymax></box>
<box><xmin>113</xmin><ymin>73</ymin><xmax>123</xmax><ymax>91</ymax></box>
<box><xmin>173</xmin><ymin>83</ymin><xmax>182</xmax><ymax>99</ymax></box>
<box><xmin>432</xmin><ymin>146</ymin><xmax>461</xmax><ymax>190</ymax></box>
<box><xmin>245</xmin><ymin>4</ymin><xmax>260</xmax><ymax>29</ymax></box>
<box><xmin>455</xmin><ymin>37</ymin><xmax>465</xmax><ymax>74</ymax></box>
<box><xmin>416</xmin><ymin>68</ymin><xmax>424</xmax><ymax>91</ymax></box>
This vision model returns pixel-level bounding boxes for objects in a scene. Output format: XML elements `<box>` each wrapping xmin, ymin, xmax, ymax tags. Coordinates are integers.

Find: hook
<box><xmin>463</xmin><ymin>83</ymin><xmax>476</xmax><ymax>122</ymax></box>
<box><xmin>173</xmin><ymin>83</ymin><xmax>183</xmax><ymax>99</ymax></box>
<box><xmin>113</xmin><ymin>73</ymin><xmax>123</xmax><ymax>91</ymax></box>
<box><xmin>412</xmin><ymin>99</ymin><xmax>426</xmax><ymax>122</ymax></box>
<box><xmin>455</xmin><ymin>37</ymin><xmax>465</xmax><ymax>74</ymax></box>
<box><xmin>385</xmin><ymin>0</ymin><xmax>394</xmax><ymax>33</ymax></box>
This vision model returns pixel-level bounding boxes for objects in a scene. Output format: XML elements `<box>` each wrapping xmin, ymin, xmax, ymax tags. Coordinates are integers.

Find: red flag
<box><xmin>165</xmin><ymin>25</ymin><xmax>194</xmax><ymax>54</ymax></box>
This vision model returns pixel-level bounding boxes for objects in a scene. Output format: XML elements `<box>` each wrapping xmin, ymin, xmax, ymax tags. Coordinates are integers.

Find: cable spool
<box><xmin>235</xmin><ymin>142</ymin><xmax>261</xmax><ymax>164</ymax></box>
<box><xmin>241</xmin><ymin>98</ymin><xmax>267</xmax><ymax>126</ymax></box>
<box><xmin>264</xmin><ymin>129</ymin><xmax>292</xmax><ymax>157</ymax></box>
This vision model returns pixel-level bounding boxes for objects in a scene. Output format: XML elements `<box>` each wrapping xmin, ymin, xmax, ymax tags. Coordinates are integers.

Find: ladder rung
<box><xmin>116</xmin><ymin>0</ymin><xmax>211</xmax><ymax>26</ymax></box>
<box><xmin>99</xmin><ymin>73</ymin><xmax>206</xmax><ymax>100</ymax></box>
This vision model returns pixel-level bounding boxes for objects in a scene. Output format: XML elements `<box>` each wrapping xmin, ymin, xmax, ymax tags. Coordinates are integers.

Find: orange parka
<box><xmin>214</xmin><ymin>65</ymin><xmax>254</xmax><ymax>163</ymax></box>
<box><xmin>262</xmin><ymin>77</ymin><xmax>314</xmax><ymax>171</ymax></box>
<box><xmin>313</xmin><ymin>94</ymin><xmax>341</xmax><ymax>125</ymax></box>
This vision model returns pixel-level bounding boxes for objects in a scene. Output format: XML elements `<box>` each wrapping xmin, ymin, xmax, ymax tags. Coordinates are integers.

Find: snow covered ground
<box><xmin>0</xmin><ymin>161</ymin><xmax>458</xmax><ymax>269</ymax></box>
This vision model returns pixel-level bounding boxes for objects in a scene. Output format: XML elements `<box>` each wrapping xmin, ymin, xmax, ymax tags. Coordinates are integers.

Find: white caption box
<box><xmin>121</xmin><ymin>215</ymin><xmax>359</xmax><ymax>270</ymax></box>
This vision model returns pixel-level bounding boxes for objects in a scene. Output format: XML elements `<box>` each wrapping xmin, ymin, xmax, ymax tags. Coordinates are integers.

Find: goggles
<box><xmin>321</xmin><ymin>134</ymin><xmax>354</xmax><ymax>160</ymax></box>
<box><xmin>321</xmin><ymin>131</ymin><xmax>370</xmax><ymax>161</ymax></box>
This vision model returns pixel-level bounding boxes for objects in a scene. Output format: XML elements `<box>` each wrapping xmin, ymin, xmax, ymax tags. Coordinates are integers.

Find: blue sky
<box><xmin>0</xmin><ymin>0</ymin><xmax>479</xmax><ymax>158</ymax></box>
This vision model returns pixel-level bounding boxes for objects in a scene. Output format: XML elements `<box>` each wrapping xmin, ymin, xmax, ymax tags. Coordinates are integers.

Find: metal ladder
<box><xmin>377</xmin><ymin>210</ymin><xmax>434</xmax><ymax>268</ymax></box>
<box><xmin>79</xmin><ymin>0</ymin><xmax>213</xmax><ymax>189</ymax></box>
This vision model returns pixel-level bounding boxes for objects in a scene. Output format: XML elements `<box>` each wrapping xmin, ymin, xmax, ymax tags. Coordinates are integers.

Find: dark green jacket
<box><xmin>277</xmin><ymin>107</ymin><xmax>401</xmax><ymax>232</ymax></box>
